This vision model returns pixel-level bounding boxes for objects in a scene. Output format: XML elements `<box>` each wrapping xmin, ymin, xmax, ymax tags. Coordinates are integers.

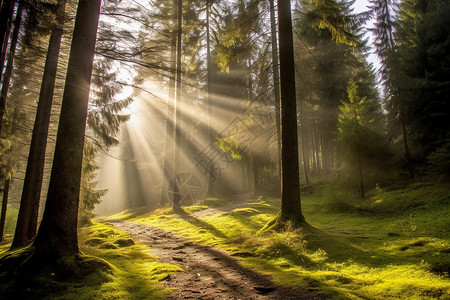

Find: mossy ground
<box><xmin>0</xmin><ymin>222</ymin><xmax>181</xmax><ymax>299</ymax></box>
<box><xmin>109</xmin><ymin>182</ymin><xmax>450</xmax><ymax>299</ymax></box>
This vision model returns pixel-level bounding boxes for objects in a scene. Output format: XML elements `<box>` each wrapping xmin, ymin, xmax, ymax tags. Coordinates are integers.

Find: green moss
<box><xmin>124</xmin><ymin>181</ymin><xmax>450</xmax><ymax>299</ymax></box>
<box><xmin>0</xmin><ymin>222</ymin><xmax>180</xmax><ymax>299</ymax></box>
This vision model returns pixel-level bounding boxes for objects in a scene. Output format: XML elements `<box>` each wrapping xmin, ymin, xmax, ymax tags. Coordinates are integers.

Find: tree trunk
<box><xmin>12</xmin><ymin>0</ymin><xmax>66</xmax><ymax>250</ymax></box>
<box><xmin>173</xmin><ymin>0</ymin><xmax>182</xmax><ymax>209</ymax></box>
<box><xmin>32</xmin><ymin>0</ymin><xmax>102</xmax><ymax>259</ymax></box>
<box><xmin>0</xmin><ymin>0</ymin><xmax>14</xmax><ymax>81</ymax></box>
<box><xmin>400</xmin><ymin>109</ymin><xmax>414</xmax><ymax>178</ymax></box>
<box><xmin>314</xmin><ymin>126</ymin><xmax>321</xmax><ymax>172</ymax></box>
<box><xmin>358</xmin><ymin>156</ymin><xmax>364</xmax><ymax>198</ymax></box>
<box><xmin>277</xmin><ymin>0</ymin><xmax>304</xmax><ymax>222</ymax></box>
<box><xmin>311</xmin><ymin>128</ymin><xmax>318</xmax><ymax>173</ymax></box>
<box><xmin>300</xmin><ymin>126</ymin><xmax>310</xmax><ymax>186</ymax></box>
<box><xmin>0</xmin><ymin>178</ymin><xmax>10</xmax><ymax>242</ymax></box>
<box><xmin>159</xmin><ymin>1</ymin><xmax>177</xmax><ymax>207</ymax></box>
<box><xmin>269</xmin><ymin>0</ymin><xmax>282</xmax><ymax>180</ymax></box>
<box><xmin>205</xmin><ymin>0</ymin><xmax>215</xmax><ymax>196</ymax></box>
<box><xmin>0</xmin><ymin>2</ymin><xmax>22</xmax><ymax>134</ymax></box>
<box><xmin>252</xmin><ymin>156</ymin><xmax>260</xmax><ymax>193</ymax></box>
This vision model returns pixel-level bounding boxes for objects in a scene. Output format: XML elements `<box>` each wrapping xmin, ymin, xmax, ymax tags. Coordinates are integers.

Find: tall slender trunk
<box><xmin>300</xmin><ymin>126</ymin><xmax>310</xmax><ymax>186</ymax></box>
<box><xmin>32</xmin><ymin>0</ymin><xmax>102</xmax><ymax>259</ymax></box>
<box><xmin>12</xmin><ymin>0</ymin><xmax>67</xmax><ymax>250</ymax></box>
<box><xmin>314</xmin><ymin>126</ymin><xmax>321</xmax><ymax>172</ymax></box>
<box><xmin>311</xmin><ymin>131</ymin><xmax>316</xmax><ymax>173</ymax></box>
<box><xmin>0</xmin><ymin>0</ymin><xmax>14</xmax><ymax>81</ymax></box>
<box><xmin>159</xmin><ymin>2</ymin><xmax>177</xmax><ymax>207</ymax></box>
<box><xmin>0</xmin><ymin>2</ymin><xmax>22</xmax><ymax>134</ymax></box>
<box><xmin>277</xmin><ymin>0</ymin><xmax>304</xmax><ymax>222</ymax></box>
<box><xmin>358</xmin><ymin>156</ymin><xmax>364</xmax><ymax>198</ymax></box>
<box><xmin>0</xmin><ymin>178</ymin><xmax>10</xmax><ymax>242</ymax></box>
<box><xmin>252</xmin><ymin>156</ymin><xmax>260</xmax><ymax>193</ymax></box>
<box><xmin>205</xmin><ymin>0</ymin><xmax>215</xmax><ymax>196</ymax></box>
<box><xmin>400</xmin><ymin>109</ymin><xmax>413</xmax><ymax>178</ymax></box>
<box><xmin>269</xmin><ymin>0</ymin><xmax>281</xmax><ymax>180</ymax></box>
<box><xmin>173</xmin><ymin>0</ymin><xmax>182</xmax><ymax>209</ymax></box>
<box><xmin>321</xmin><ymin>137</ymin><xmax>327</xmax><ymax>171</ymax></box>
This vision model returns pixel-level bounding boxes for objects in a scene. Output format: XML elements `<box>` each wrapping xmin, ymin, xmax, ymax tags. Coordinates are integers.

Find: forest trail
<box><xmin>190</xmin><ymin>193</ymin><xmax>252</xmax><ymax>218</ymax></box>
<box><xmin>107</xmin><ymin>219</ymin><xmax>318</xmax><ymax>300</ymax></box>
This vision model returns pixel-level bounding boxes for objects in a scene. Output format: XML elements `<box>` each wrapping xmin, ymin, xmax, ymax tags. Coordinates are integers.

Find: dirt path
<box><xmin>190</xmin><ymin>194</ymin><xmax>251</xmax><ymax>218</ymax></box>
<box><xmin>107</xmin><ymin>220</ymin><xmax>318</xmax><ymax>299</ymax></box>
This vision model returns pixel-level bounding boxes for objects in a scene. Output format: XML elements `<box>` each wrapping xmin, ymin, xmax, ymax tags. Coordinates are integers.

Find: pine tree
<box><xmin>337</xmin><ymin>79</ymin><xmax>388</xmax><ymax>197</ymax></box>
<box><xmin>32</xmin><ymin>0</ymin><xmax>102</xmax><ymax>259</ymax></box>
<box><xmin>12</xmin><ymin>0</ymin><xmax>67</xmax><ymax>250</ymax></box>
<box><xmin>277</xmin><ymin>0</ymin><xmax>304</xmax><ymax>224</ymax></box>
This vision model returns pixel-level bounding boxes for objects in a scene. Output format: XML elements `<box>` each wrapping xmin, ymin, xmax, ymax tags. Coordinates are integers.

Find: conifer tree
<box><xmin>33</xmin><ymin>0</ymin><xmax>102</xmax><ymax>259</ymax></box>
<box><xmin>277</xmin><ymin>0</ymin><xmax>304</xmax><ymax>224</ymax></box>
<box><xmin>12</xmin><ymin>0</ymin><xmax>67</xmax><ymax>250</ymax></box>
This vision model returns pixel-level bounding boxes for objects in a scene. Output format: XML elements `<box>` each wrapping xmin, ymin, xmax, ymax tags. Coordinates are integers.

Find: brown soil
<box><xmin>108</xmin><ymin>220</ymin><xmax>320</xmax><ymax>299</ymax></box>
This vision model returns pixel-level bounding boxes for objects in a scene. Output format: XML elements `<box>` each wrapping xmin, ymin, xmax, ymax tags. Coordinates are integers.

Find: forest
<box><xmin>0</xmin><ymin>0</ymin><xmax>449</xmax><ymax>299</ymax></box>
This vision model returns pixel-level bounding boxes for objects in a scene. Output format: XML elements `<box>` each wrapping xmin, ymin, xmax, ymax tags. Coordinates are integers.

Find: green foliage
<box><xmin>337</xmin><ymin>80</ymin><xmax>390</xmax><ymax>192</ymax></box>
<box><xmin>427</xmin><ymin>138</ymin><xmax>450</xmax><ymax>181</ymax></box>
<box><xmin>390</xmin><ymin>0</ymin><xmax>450</xmax><ymax>157</ymax></box>
<box><xmin>308</xmin><ymin>0</ymin><xmax>360</xmax><ymax>47</ymax></box>
<box><xmin>215</xmin><ymin>134</ymin><xmax>241</xmax><ymax>160</ymax></box>
<box><xmin>89</xmin><ymin>61</ymin><xmax>132</xmax><ymax>148</ymax></box>
<box><xmin>79</xmin><ymin>143</ymin><xmax>107</xmax><ymax>226</ymax></box>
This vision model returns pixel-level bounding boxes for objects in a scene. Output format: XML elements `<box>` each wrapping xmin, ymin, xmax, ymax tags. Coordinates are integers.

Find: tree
<box><xmin>395</xmin><ymin>0</ymin><xmax>450</xmax><ymax>156</ymax></box>
<box><xmin>269</xmin><ymin>0</ymin><xmax>281</xmax><ymax>180</ymax></box>
<box><xmin>0</xmin><ymin>1</ymin><xmax>23</xmax><ymax>133</ymax></box>
<box><xmin>32</xmin><ymin>0</ymin><xmax>102</xmax><ymax>259</ymax></box>
<box><xmin>12</xmin><ymin>0</ymin><xmax>67</xmax><ymax>250</ymax></box>
<box><xmin>277</xmin><ymin>0</ymin><xmax>304</xmax><ymax>224</ymax></box>
<box><xmin>0</xmin><ymin>0</ymin><xmax>15</xmax><ymax>81</ymax></box>
<box><xmin>337</xmin><ymin>79</ymin><xmax>387</xmax><ymax>198</ymax></box>
<box><xmin>172</xmin><ymin>0</ymin><xmax>183</xmax><ymax>211</ymax></box>
<box><xmin>370</xmin><ymin>0</ymin><xmax>413</xmax><ymax>175</ymax></box>
<box><xmin>0</xmin><ymin>176</ymin><xmax>10</xmax><ymax>242</ymax></box>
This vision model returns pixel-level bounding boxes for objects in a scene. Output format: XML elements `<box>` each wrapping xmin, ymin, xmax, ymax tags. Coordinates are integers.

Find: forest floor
<box><xmin>104</xmin><ymin>182</ymin><xmax>450</xmax><ymax>299</ymax></box>
<box><xmin>1</xmin><ymin>181</ymin><xmax>449</xmax><ymax>299</ymax></box>
<box><xmin>107</xmin><ymin>219</ymin><xmax>318</xmax><ymax>299</ymax></box>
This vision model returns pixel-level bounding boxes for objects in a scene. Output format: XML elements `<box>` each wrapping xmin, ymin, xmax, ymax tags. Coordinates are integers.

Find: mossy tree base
<box><xmin>0</xmin><ymin>247</ymin><xmax>113</xmax><ymax>299</ymax></box>
<box><xmin>171</xmin><ymin>204</ymin><xmax>187</xmax><ymax>215</ymax></box>
<box><xmin>259</xmin><ymin>210</ymin><xmax>309</xmax><ymax>233</ymax></box>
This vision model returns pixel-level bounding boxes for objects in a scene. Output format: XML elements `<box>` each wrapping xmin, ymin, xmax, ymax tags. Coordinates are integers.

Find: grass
<box><xmin>109</xmin><ymin>181</ymin><xmax>450</xmax><ymax>299</ymax></box>
<box><xmin>0</xmin><ymin>222</ymin><xmax>181</xmax><ymax>299</ymax></box>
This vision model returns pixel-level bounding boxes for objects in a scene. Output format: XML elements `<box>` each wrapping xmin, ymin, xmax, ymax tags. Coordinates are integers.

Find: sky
<box><xmin>352</xmin><ymin>0</ymin><xmax>380</xmax><ymax>70</ymax></box>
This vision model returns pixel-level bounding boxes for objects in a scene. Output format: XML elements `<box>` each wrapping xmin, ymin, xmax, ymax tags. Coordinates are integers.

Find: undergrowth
<box><xmin>111</xmin><ymin>181</ymin><xmax>450</xmax><ymax>299</ymax></box>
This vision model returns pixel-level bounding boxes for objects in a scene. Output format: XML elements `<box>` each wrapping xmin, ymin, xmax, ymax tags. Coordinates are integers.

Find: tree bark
<box><xmin>12</xmin><ymin>0</ymin><xmax>67</xmax><ymax>250</ymax></box>
<box><xmin>270</xmin><ymin>0</ymin><xmax>282</xmax><ymax>181</ymax></box>
<box><xmin>0</xmin><ymin>0</ymin><xmax>14</xmax><ymax>81</ymax></box>
<box><xmin>358</xmin><ymin>156</ymin><xmax>364</xmax><ymax>198</ymax></box>
<box><xmin>205</xmin><ymin>0</ymin><xmax>215</xmax><ymax>196</ymax></box>
<box><xmin>0</xmin><ymin>2</ymin><xmax>22</xmax><ymax>134</ymax></box>
<box><xmin>32</xmin><ymin>0</ymin><xmax>102</xmax><ymax>259</ymax></box>
<box><xmin>300</xmin><ymin>126</ymin><xmax>310</xmax><ymax>186</ymax></box>
<box><xmin>173</xmin><ymin>0</ymin><xmax>182</xmax><ymax>209</ymax></box>
<box><xmin>400</xmin><ymin>109</ymin><xmax>414</xmax><ymax>178</ymax></box>
<box><xmin>0</xmin><ymin>178</ymin><xmax>10</xmax><ymax>242</ymax></box>
<box><xmin>159</xmin><ymin>1</ymin><xmax>177</xmax><ymax>207</ymax></box>
<box><xmin>277</xmin><ymin>0</ymin><xmax>304</xmax><ymax>222</ymax></box>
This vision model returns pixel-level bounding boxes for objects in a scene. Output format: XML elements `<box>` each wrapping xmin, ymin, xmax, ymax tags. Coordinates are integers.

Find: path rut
<box><xmin>107</xmin><ymin>220</ymin><xmax>318</xmax><ymax>300</ymax></box>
